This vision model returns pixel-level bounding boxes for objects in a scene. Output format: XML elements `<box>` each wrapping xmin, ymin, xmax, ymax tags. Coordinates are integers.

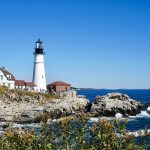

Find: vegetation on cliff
<box><xmin>0</xmin><ymin>114</ymin><xmax>147</xmax><ymax>150</ymax></box>
<box><xmin>0</xmin><ymin>85</ymin><xmax>59</xmax><ymax>101</ymax></box>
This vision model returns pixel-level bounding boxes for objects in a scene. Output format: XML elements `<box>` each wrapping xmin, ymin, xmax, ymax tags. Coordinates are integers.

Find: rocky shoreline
<box><xmin>0</xmin><ymin>87</ymin><xmax>146</xmax><ymax>124</ymax></box>
<box><xmin>0</xmin><ymin>88</ymin><xmax>88</xmax><ymax>123</ymax></box>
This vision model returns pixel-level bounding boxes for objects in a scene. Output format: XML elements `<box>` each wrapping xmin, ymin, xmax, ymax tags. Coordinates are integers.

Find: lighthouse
<box><xmin>32</xmin><ymin>38</ymin><xmax>47</xmax><ymax>92</ymax></box>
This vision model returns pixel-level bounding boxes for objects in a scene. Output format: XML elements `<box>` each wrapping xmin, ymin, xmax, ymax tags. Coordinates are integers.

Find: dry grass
<box><xmin>0</xmin><ymin>86</ymin><xmax>8</xmax><ymax>94</ymax></box>
<box><xmin>1</xmin><ymin>86</ymin><xmax>59</xmax><ymax>102</ymax></box>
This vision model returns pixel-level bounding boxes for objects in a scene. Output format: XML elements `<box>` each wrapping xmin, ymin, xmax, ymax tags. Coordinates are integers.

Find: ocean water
<box><xmin>77</xmin><ymin>89</ymin><xmax>150</xmax><ymax>129</ymax></box>
<box><xmin>77</xmin><ymin>89</ymin><xmax>150</xmax><ymax>146</ymax></box>
<box><xmin>77</xmin><ymin>89</ymin><xmax>150</xmax><ymax>104</ymax></box>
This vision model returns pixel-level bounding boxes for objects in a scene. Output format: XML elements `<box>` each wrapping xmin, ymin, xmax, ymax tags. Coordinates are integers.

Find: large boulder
<box><xmin>90</xmin><ymin>93</ymin><xmax>143</xmax><ymax>117</ymax></box>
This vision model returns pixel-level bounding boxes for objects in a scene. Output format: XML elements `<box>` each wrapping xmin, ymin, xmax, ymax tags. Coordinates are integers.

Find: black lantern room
<box><xmin>34</xmin><ymin>38</ymin><xmax>45</xmax><ymax>54</ymax></box>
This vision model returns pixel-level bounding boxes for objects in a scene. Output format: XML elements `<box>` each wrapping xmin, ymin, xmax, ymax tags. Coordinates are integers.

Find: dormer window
<box><xmin>7</xmin><ymin>75</ymin><xmax>11</xmax><ymax>79</ymax></box>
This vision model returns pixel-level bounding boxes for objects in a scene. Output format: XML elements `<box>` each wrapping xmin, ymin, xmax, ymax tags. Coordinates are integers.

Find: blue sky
<box><xmin>0</xmin><ymin>0</ymin><xmax>150</xmax><ymax>89</ymax></box>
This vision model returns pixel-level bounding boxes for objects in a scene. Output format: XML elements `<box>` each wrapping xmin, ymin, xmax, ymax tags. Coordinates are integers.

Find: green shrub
<box><xmin>0</xmin><ymin>114</ymin><xmax>147</xmax><ymax>150</ymax></box>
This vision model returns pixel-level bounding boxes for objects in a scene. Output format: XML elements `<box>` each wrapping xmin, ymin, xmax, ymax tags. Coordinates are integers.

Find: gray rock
<box><xmin>91</xmin><ymin>93</ymin><xmax>143</xmax><ymax>117</ymax></box>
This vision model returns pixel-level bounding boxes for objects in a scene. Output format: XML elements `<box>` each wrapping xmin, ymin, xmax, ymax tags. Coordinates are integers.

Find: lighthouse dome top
<box><xmin>36</xmin><ymin>38</ymin><xmax>43</xmax><ymax>44</ymax></box>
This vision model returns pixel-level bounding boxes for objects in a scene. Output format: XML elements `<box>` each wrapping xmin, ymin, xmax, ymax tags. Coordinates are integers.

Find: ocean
<box><xmin>77</xmin><ymin>89</ymin><xmax>150</xmax><ymax>146</ymax></box>
<box><xmin>77</xmin><ymin>89</ymin><xmax>150</xmax><ymax>104</ymax></box>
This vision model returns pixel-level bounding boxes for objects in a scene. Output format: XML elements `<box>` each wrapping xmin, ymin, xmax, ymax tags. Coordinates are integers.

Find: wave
<box><xmin>12</xmin><ymin>123</ymin><xmax>41</xmax><ymax>129</ymax></box>
<box><xmin>89</xmin><ymin>116</ymin><xmax>115</xmax><ymax>122</ymax></box>
<box><xmin>129</xmin><ymin>110</ymin><xmax>150</xmax><ymax>119</ymax></box>
<box><xmin>128</xmin><ymin>129</ymin><xmax>150</xmax><ymax>137</ymax></box>
<box><xmin>89</xmin><ymin>109</ymin><xmax>150</xmax><ymax>123</ymax></box>
<box><xmin>147</xmin><ymin>106</ymin><xmax>150</xmax><ymax>111</ymax></box>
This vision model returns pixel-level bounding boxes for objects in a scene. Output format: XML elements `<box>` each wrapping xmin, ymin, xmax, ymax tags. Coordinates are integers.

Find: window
<box><xmin>8</xmin><ymin>83</ymin><xmax>11</xmax><ymax>88</ymax></box>
<box><xmin>0</xmin><ymin>75</ymin><xmax>3</xmax><ymax>80</ymax></box>
<box><xmin>7</xmin><ymin>75</ymin><xmax>11</xmax><ymax>79</ymax></box>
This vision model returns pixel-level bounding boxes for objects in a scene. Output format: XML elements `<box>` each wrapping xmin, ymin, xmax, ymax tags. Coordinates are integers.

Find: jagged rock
<box><xmin>91</xmin><ymin>93</ymin><xmax>143</xmax><ymax>117</ymax></box>
<box><xmin>13</xmin><ymin>97</ymin><xmax>88</xmax><ymax>123</ymax></box>
<box><xmin>0</xmin><ymin>88</ymin><xmax>88</xmax><ymax>123</ymax></box>
<box><xmin>85</xmin><ymin>102</ymin><xmax>92</xmax><ymax>112</ymax></box>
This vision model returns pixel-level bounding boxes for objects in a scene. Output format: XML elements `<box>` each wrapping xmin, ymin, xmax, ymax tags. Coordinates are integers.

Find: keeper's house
<box><xmin>47</xmin><ymin>81</ymin><xmax>71</xmax><ymax>93</ymax></box>
<box><xmin>0</xmin><ymin>67</ymin><xmax>15</xmax><ymax>89</ymax></box>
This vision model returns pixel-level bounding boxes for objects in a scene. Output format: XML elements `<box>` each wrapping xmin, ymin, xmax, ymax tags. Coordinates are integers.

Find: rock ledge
<box><xmin>90</xmin><ymin>93</ymin><xmax>143</xmax><ymax>117</ymax></box>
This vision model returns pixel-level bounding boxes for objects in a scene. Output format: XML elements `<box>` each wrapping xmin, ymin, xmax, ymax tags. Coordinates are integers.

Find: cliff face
<box><xmin>0</xmin><ymin>87</ymin><xmax>88</xmax><ymax>123</ymax></box>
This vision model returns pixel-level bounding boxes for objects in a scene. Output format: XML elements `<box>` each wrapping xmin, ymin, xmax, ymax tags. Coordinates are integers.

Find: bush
<box><xmin>0</xmin><ymin>85</ymin><xmax>8</xmax><ymax>94</ymax></box>
<box><xmin>0</xmin><ymin>114</ymin><xmax>146</xmax><ymax>150</ymax></box>
<box><xmin>42</xmin><ymin>93</ymin><xmax>60</xmax><ymax>100</ymax></box>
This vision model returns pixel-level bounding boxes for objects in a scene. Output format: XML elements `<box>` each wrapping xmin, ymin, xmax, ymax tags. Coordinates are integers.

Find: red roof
<box><xmin>15</xmin><ymin>80</ymin><xmax>26</xmax><ymax>86</ymax></box>
<box><xmin>25</xmin><ymin>82</ymin><xmax>36</xmax><ymax>87</ymax></box>
<box><xmin>0</xmin><ymin>67</ymin><xmax>16</xmax><ymax>81</ymax></box>
<box><xmin>15</xmin><ymin>80</ymin><xmax>36</xmax><ymax>87</ymax></box>
<box><xmin>47</xmin><ymin>81</ymin><xmax>71</xmax><ymax>86</ymax></box>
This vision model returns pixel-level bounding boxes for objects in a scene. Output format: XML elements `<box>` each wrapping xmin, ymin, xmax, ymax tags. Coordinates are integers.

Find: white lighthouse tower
<box><xmin>32</xmin><ymin>38</ymin><xmax>47</xmax><ymax>92</ymax></box>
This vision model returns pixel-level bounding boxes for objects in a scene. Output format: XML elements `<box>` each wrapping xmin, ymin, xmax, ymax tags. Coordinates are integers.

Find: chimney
<box><xmin>2</xmin><ymin>66</ymin><xmax>5</xmax><ymax>70</ymax></box>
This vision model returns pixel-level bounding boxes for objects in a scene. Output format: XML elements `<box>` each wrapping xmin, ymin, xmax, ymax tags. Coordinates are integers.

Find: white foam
<box><xmin>129</xmin><ymin>111</ymin><xmax>150</xmax><ymax>119</ymax></box>
<box><xmin>127</xmin><ymin>118</ymin><xmax>135</xmax><ymax>121</ymax></box>
<box><xmin>12</xmin><ymin>123</ymin><xmax>40</xmax><ymax>129</ymax></box>
<box><xmin>147</xmin><ymin>106</ymin><xmax>150</xmax><ymax>111</ymax></box>
<box><xmin>128</xmin><ymin>129</ymin><xmax>150</xmax><ymax>137</ymax></box>
<box><xmin>115</xmin><ymin>113</ymin><xmax>123</xmax><ymax>119</ymax></box>
<box><xmin>89</xmin><ymin>117</ymin><xmax>99</xmax><ymax>122</ymax></box>
<box><xmin>88</xmin><ymin>111</ymin><xmax>150</xmax><ymax>123</ymax></box>
<box><xmin>140</xmin><ymin>111</ymin><xmax>150</xmax><ymax>117</ymax></box>
<box><xmin>89</xmin><ymin>116</ymin><xmax>116</xmax><ymax>123</ymax></box>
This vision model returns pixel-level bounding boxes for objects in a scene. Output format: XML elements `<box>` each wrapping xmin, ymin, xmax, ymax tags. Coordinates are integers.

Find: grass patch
<box><xmin>42</xmin><ymin>93</ymin><xmax>60</xmax><ymax>100</ymax></box>
<box><xmin>8</xmin><ymin>88</ymin><xmax>59</xmax><ymax>100</ymax></box>
<box><xmin>11</xmin><ymin>89</ymin><xmax>37</xmax><ymax>97</ymax></box>
<box><xmin>0</xmin><ymin>86</ymin><xmax>8</xmax><ymax>94</ymax></box>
